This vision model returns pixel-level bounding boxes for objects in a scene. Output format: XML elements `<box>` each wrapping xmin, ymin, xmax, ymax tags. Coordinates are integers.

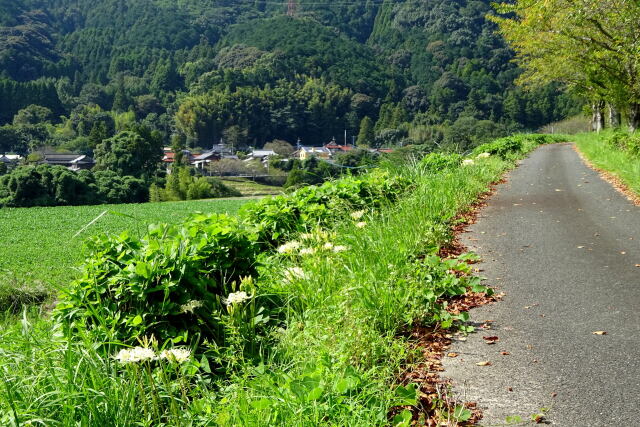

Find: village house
<box><xmin>192</xmin><ymin>150</ymin><xmax>221</xmax><ymax>171</ymax></box>
<box><xmin>162</xmin><ymin>148</ymin><xmax>195</xmax><ymax>165</ymax></box>
<box><xmin>293</xmin><ymin>146</ymin><xmax>332</xmax><ymax>160</ymax></box>
<box><xmin>42</xmin><ymin>153</ymin><xmax>95</xmax><ymax>170</ymax></box>
<box><xmin>247</xmin><ymin>149</ymin><xmax>277</xmax><ymax>161</ymax></box>
<box><xmin>324</xmin><ymin>138</ymin><xmax>353</xmax><ymax>154</ymax></box>
<box><xmin>0</xmin><ymin>154</ymin><xmax>22</xmax><ymax>169</ymax></box>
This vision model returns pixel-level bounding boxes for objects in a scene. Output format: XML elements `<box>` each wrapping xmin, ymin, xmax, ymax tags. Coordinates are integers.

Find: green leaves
<box><xmin>393</xmin><ymin>384</ymin><xmax>418</xmax><ymax>406</ymax></box>
<box><xmin>54</xmin><ymin>213</ymin><xmax>260</xmax><ymax>349</ymax></box>
<box><xmin>392</xmin><ymin>409</ymin><xmax>413</xmax><ymax>427</ymax></box>
<box><xmin>241</xmin><ymin>171</ymin><xmax>411</xmax><ymax>247</ymax></box>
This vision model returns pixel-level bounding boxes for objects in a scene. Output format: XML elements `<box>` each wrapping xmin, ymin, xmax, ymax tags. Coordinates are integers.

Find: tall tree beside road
<box><xmin>492</xmin><ymin>0</ymin><xmax>640</xmax><ymax>131</ymax></box>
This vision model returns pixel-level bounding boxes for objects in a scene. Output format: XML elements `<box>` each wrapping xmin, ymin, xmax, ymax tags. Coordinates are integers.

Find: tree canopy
<box><xmin>492</xmin><ymin>0</ymin><xmax>640</xmax><ymax>130</ymax></box>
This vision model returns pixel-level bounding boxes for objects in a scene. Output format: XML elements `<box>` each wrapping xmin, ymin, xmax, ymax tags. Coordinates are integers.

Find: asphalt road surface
<box><xmin>443</xmin><ymin>143</ymin><xmax>640</xmax><ymax>426</ymax></box>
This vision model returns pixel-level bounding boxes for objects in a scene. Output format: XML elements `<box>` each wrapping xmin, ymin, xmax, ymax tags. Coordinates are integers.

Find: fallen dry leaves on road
<box><xmin>482</xmin><ymin>336</ymin><xmax>499</xmax><ymax>345</ymax></box>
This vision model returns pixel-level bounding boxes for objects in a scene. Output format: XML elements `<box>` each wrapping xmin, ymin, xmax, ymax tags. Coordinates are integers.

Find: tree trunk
<box><xmin>628</xmin><ymin>103</ymin><xmax>640</xmax><ymax>132</ymax></box>
<box><xmin>608</xmin><ymin>104</ymin><xmax>621</xmax><ymax>128</ymax></box>
<box><xmin>591</xmin><ymin>101</ymin><xmax>605</xmax><ymax>132</ymax></box>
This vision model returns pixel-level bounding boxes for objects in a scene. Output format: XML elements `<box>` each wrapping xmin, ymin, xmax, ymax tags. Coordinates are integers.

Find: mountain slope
<box><xmin>0</xmin><ymin>0</ymin><xmax>580</xmax><ymax>151</ymax></box>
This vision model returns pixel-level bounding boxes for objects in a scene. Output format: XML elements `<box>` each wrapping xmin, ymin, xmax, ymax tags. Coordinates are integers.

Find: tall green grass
<box><xmin>574</xmin><ymin>131</ymin><xmax>640</xmax><ymax>196</ymax></box>
<box><xmin>0</xmin><ymin>309</ymin><xmax>213</xmax><ymax>426</ymax></box>
<box><xmin>209</xmin><ymin>157</ymin><xmax>513</xmax><ymax>425</ymax></box>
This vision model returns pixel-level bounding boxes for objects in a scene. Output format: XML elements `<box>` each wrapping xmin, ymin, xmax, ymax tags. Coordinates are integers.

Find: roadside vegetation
<box><xmin>0</xmin><ymin>134</ymin><xmax>568</xmax><ymax>425</ymax></box>
<box><xmin>574</xmin><ymin>131</ymin><xmax>640</xmax><ymax>197</ymax></box>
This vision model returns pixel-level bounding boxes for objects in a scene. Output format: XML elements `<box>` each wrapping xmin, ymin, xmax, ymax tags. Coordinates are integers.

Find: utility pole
<box><xmin>287</xmin><ymin>0</ymin><xmax>298</xmax><ymax>17</ymax></box>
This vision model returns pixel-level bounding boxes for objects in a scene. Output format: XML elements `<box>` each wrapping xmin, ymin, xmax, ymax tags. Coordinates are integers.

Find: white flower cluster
<box><xmin>284</xmin><ymin>266</ymin><xmax>307</xmax><ymax>282</ymax></box>
<box><xmin>476</xmin><ymin>152</ymin><xmax>491</xmax><ymax>159</ymax></box>
<box><xmin>114</xmin><ymin>346</ymin><xmax>192</xmax><ymax>364</ymax></box>
<box><xmin>462</xmin><ymin>159</ymin><xmax>475</xmax><ymax>166</ymax></box>
<box><xmin>350</xmin><ymin>210</ymin><xmax>365</xmax><ymax>220</ymax></box>
<box><xmin>180</xmin><ymin>300</ymin><xmax>203</xmax><ymax>314</ymax></box>
<box><xmin>323</xmin><ymin>242</ymin><xmax>348</xmax><ymax>253</ymax></box>
<box><xmin>159</xmin><ymin>348</ymin><xmax>191</xmax><ymax>363</ymax></box>
<box><xmin>356</xmin><ymin>221</ymin><xmax>367</xmax><ymax>228</ymax></box>
<box><xmin>277</xmin><ymin>241</ymin><xmax>301</xmax><ymax>254</ymax></box>
<box><xmin>278</xmin><ymin>231</ymin><xmax>348</xmax><ymax>257</ymax></box>
<box><xmin>114</xmin><ymin>347</ymin><xmax>157</xmax><ymax>363</ymax></box>
<box><xmin>224</xmin><ymin>291</ymin><xmax>251</xmax><ymax>306</ymax></box>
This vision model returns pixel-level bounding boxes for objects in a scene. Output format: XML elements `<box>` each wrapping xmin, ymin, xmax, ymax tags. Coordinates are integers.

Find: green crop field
<box><xmin>0</xmin><ymin>198</ymin><xmax>252</xmax><ymax>292</ymax></box>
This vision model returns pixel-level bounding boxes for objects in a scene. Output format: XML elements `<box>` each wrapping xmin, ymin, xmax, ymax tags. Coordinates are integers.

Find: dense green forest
<box><xmin>0</xmin><ymin>0</ymin><xmax>581</xmax><ymax>156</ymax></box>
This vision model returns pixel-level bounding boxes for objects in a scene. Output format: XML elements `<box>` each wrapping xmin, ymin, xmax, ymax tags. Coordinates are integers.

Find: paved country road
<box><xmin>443</xmin><ymin>143</ymin><xmax>640</xmax><ymax>426</ymax></box>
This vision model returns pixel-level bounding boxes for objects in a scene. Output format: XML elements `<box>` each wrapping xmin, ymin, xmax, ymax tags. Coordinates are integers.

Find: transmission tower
<box><xmin>287</xmin><ymin>0</ymin><xmax>298</xmax><ymax>17</ymax></box>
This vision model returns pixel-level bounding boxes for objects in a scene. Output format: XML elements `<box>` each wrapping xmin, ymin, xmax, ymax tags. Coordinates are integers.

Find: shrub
<box><xmin>207</xmin><ymin>177</ymin><xmax>242</xmax><ymax>197</ymax></box>
<box><xmin>54</xmin><ymin>214</ymin><xmax>260</xmax><ymax>348</ymax></box>
<box><xmin>0</xmin><ymin>165</ymin><xmax>98</xmax><ymax>207</ymax></box>
<box><xmin>605</xmin><ymin>132</ymin><xmax>640</xmax><ymax>157</ymax></box>
<box><xmin>420</xmin><ymin>152</ymin><xmax>462</xmax><ymax>172</ymax></box>
<box><xmin>472</xmin><ymin>134</ymin><xmax>568</xmax><ymax>159</ymax></box>
<box><xmin>284</xmin><ymin>157</ymin><xmax>341</xmax><ymax>189</ymax></box>
<box><xmin>472</xmin><ymin>136</ymin><xmax>524</xmax><ymax>159</ymax></box>
<box><xmin>0</xmin><ymin>165</ymin><xmax>148</xmax><ymax>207</ymax></box>
<box><xmin>153</xmin><ymin>167</ymin><xmax>240</xmax><ymax>202</ymax></box>
<box><xmin>242</xmin><ymin>171</ymin><xmax>411</xmax><ymax>246</ymax></box>
<box><xmin>94</xmin><ymin>170</ymin><xmax>148</xmax><ymax>204</ymax></box>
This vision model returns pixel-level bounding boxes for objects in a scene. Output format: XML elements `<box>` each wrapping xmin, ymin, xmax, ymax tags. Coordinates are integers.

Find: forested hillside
<box><xmin>0</xmin><ymin>0</ymin><xmax>580</xmax><ymax>154</ymax></box>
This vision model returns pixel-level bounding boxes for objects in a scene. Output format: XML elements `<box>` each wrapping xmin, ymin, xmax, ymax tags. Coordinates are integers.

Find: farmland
<box><xmin>0</xmin><ymin>198</ymin><xmax>250</xmax><ymax>293</ymax></box>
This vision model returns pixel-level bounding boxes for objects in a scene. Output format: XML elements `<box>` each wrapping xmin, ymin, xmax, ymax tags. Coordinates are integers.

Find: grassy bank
<box><xmin>574</xmin><ymin>131</ymin><xmax>640</xmax><ymax>197</ymax></box>
<box><xmin>215</xmin><ymin>157</ymin><xmax>514</xmax><ymax>425</ymax></box>
<box><xmin>0</xmin><ymin>135</ymin><xmax>566</xmax><ymax>426</ymax></box>
<box><xmin>0</xmin><ymin>198</ymin><xmax>249</xmax><ymax>299</ymax></box>
<box><xmin>220</xmin><ymin>177</ymin><xmax>284</xmax><ymax>197</ymax></box>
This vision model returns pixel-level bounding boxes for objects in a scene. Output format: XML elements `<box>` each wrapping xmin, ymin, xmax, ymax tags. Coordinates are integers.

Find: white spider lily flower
<box><xmin>160</xmin><ymin>348</ymin><xmax>191</xmax><ymax>363</ymax></box>
<box><xmin>180</xmin><ymin>300</ymin><xmax>203</xmax><ymax>314</ymax></box>
<box><xmin>114</xmin><ymin>347</ymin><xmax>156</xmax><ymax>363</ymax></box>
<box><xmin>333</xmin><ymin>245</ymin><xmax>348</xmax><ymax>253</ymax></box>
<box><xmin>462</xmin><ymin>159</ymin><xmax>475</xmax><ymax>166</ymax></box>
<box><xmin>355</xmin><ymin>221</ymin><xmax>367</xmax><ymax>228</ymax></box>
<box><xmin>284</xmin><ymin>267</ymin><xmax>307</xmax><ymax>282</ymax></box>
<box><xmin>299</xmin><ymin>247</ymin><xmax>317</xmax><ymax>256</ymax></box>
<box><xmin>323</xmin><ymin>242</ymin><xmax>334</xmax><ymax>250</ymax></box>
<box><xmin>350</xmin><ymin>210</ymin><xmax>365</xmax><ymax>220</ymax></box>
<box><xmin>476</xmin><ymin>152</ymin><xmax>491</xmax><ymax>159</ymax></box>
<box><xmin>277</xmin><ymin>241</ymin><xmax>301</xmax><ymax>254</ymax></box>
<box><xmin>224</xmin><ymin>291</ymin><xmax>251</xmax><ymax>306</ymax></box>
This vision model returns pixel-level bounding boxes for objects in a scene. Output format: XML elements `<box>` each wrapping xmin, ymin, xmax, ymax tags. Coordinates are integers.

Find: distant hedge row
<box><xmin>0</xmin><ymin>165</ymin><xmax>147</xmax><ymax>207</ymax></box>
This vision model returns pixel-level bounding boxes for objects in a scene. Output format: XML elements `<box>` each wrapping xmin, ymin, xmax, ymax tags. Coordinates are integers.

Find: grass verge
<box><xmin>574</xmin><ymin>131</ymin><xmax>640</xmax><ymax>199</ymax></box>
<box><xmin>210</xmin><ymin>158</ymin><xmax>519</xmax><ymax>425</ymax></box>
